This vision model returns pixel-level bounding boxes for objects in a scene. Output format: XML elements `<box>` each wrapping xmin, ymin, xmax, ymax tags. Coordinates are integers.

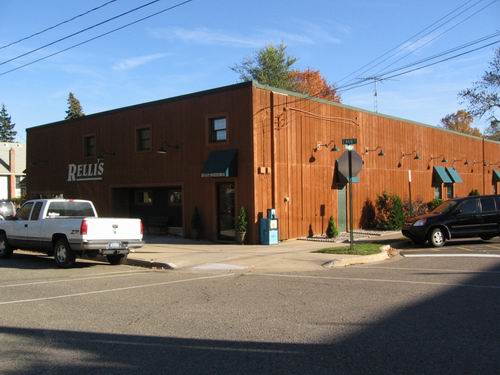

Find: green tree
<box><xmin>0</xmin><ymin>104</ymin><xmax>17</xmax><ymax>142</ymax></box>
<box><xmin>326</xmin><ymin>216</ymin><xmax>339</xmax><ymax>238</ymax></box>
<box><xmin>440</xmin><ymin>110</ymin><xmax>481</xmax><ymax>137</ymax></box>
<box><xmin>231</xmin><ymin>43</ymin><xmax>297</xmax><ymax>90</ymax></box>
<box><xmin>459</xmin><ymin>47</ymin><xmax>499</xmax><ymax>138</ymax></box>
<box><xmin>65</xmin><ymin>92</ymin><xmax>85</xmax><ymax>120</ymax></box>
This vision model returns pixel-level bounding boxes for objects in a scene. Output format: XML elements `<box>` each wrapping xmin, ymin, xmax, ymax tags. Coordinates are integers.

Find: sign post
<box><xmin>408</xmin><ymin>169</ymin><xmax>413</xmax><ymax>216</ymax></box>
<box><xmin>338</xmin><ymin>139</ymin><xmax>362</xmax><ymax>252</ymax></box>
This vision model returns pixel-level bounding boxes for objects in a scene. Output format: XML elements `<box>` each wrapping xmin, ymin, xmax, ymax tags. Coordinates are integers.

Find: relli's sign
<box><xmin>67</xmin><ymin>161</ymin><xmax>104</xmax><ymax>182</ymax></box>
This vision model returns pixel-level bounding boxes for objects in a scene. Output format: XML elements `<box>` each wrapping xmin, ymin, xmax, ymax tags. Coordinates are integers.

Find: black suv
<box><xmin>402</xmin><ymin>195</ymin><xmax>500</xmax><ymax>247</ymax></box>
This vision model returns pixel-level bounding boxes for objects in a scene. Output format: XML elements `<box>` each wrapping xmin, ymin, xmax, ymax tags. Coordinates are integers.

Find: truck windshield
<box><xmin>430</xmin><ymin>200</ymin><xmax>457</xmax><ymax>214</ymax></box>
<box><xmin>47</xmin><ymin>202</ymin><xmax>95</xmax><ymax>217</ymax></box>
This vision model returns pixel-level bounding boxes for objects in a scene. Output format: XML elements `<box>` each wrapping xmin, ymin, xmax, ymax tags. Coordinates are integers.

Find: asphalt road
<box><xmin>396</xmin><ymin>237</ymin><xmax>500</xmax><ymax>256</ymax></box>
<box><xmin>1</xmin><ymin>252</ymin><xmax>499</xmax><ymax>374</ymax></box>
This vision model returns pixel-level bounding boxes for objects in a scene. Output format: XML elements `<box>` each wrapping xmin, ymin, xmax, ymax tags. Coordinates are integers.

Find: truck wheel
<box><xmin>107</xmin><ymin>254</ymin><xmax>128</xmax><ymax>265</ymax></box>
<box><xmin>0</xmin><ymin>233</ymin><xmax>13</xmax><ymax>259</ymax></box>
<box><xmin>428</xmin><ymin>228</ymin><xmax>446</xmax><ymax>247</ymax></box>
<box><xmin>54</xmin><ymin>239</ymin><xmax>76</xmax><ymax>268</ymax></box>
<box><xmin>480</xmin><ymin>235</ymin><xmax>494</xmax><ymax>241</ymax></box>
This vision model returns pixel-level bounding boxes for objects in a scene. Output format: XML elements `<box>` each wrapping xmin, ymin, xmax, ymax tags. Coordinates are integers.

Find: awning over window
<box><xmin>493</xmin><ymin>169</ymin><xmax>500</xmax><ymax>183</ymax></box>
<box><xmin>432</xmin><ymin>166</ymin><xmax>453</xmax><ymax>185</ymax></box>
<box><xmin>446</xmin><ymin>167</ymin><xmax>463</xmax><ymax>183</ymax></box>
<box><xmin>201</xmin><ymin>149</ymin><xmax>238</xmax><ymax>178</ymax></box>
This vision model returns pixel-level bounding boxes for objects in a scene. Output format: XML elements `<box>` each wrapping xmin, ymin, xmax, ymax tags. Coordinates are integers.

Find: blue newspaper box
<box><xmin>259</xmin><ymin>209</ymin><xmax>279</xmax><ymax>245</ymax></box>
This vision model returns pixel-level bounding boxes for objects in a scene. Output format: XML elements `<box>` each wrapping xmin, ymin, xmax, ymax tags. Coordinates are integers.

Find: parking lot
<box><xmin>396</xmin><ymin>237</ymin><xmax>500</xmax><ymax>257</ymax></box>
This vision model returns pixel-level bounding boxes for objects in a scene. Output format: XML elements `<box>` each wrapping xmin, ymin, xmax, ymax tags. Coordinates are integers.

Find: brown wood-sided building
<box><xmin>27</xmin><ymin>81</ymin><xmax>500</xmax><ymax>244</ymax></box>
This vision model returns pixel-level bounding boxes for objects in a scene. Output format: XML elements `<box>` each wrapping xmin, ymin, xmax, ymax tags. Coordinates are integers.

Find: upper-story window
<box><xmin>209</xmin><ymin>117</ymin><xmax>227</xmax><ymax>143</ymax></box>
<box><xmin>84</xmin><ymin>135</ymin><xmax>96</xmax><ymax>157</ymax></box>
<box><xmin>136</xmin><ymin>127</ymin><xmax>151</xmax><ymax>151</ymax></box>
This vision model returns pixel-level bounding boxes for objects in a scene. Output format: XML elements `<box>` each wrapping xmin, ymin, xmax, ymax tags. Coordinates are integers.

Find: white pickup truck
<box><xmin>0</xmin><ymin>199</ymin><xmax>143</xmax><ymax>267</ymax></box>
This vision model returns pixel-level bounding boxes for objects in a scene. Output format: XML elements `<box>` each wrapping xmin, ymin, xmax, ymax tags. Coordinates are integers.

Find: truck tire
<box><xmin>54</xmin><ymin>238</ymin><xmax>76</xmax><ymax>268</ymax></box>
<box><xmin>107</xmin><ymin>254</ymin><xmax>128</xmax><ymax>265</ymax></box>
<box><xmin>0</xmin><ymin>233</ymin><xmax>13</xmax><ymax>259</ymax></box>
<box><xmin>428</xmin><ymin>227</ymin><xmax>446</xmax><ymax>247</ymax></box>
<box><xmin>480</xmin><ymin>235</ymin><xmax>494</xmax><ymax>241</ymax></box>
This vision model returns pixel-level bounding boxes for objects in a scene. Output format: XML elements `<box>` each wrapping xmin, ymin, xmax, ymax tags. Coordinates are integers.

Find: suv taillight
<box><xmin>80</xmin><ymin>219</ymin><xmax>88</xmax><ymax>235</ymax></box>
<box><xmin>140</xmin><ymin>220</ymin><xmax>144</xmax><ymax>235</ymax></box>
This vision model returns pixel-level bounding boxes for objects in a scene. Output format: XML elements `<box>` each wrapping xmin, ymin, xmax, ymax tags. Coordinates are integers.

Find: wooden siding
<box><xmin>252</xmin><ymin>85</ymin><xmax>500</xmax><ymax>241</ymax></box>
<box><xmin>27</xmin><ymin>84</ymin><xmax>255</xmax><ymax>242</ymax></box>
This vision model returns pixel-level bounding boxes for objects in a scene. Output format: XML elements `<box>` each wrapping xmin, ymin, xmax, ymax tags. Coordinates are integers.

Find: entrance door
<box><xmin>217</xmin><ymin>182</ymin><xmax>235</xmax><ymax>241</ymax></box>
<box><xmin>337</xmin><ymin>185</ymin><xmax>347</xmax><ymax>232</ymax></box>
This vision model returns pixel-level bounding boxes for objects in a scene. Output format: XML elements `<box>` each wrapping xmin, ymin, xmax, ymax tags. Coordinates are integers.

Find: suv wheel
<box><xmin>107</xmin><ymin>254</ymin><xmax>128</xmax><ymax>265</ymax></box>
<box><xmin>429</xmin><ymin>228</ymin><xmax>446</xmax><ymax>247</ymax></box>
<box><xmin>0</xmin><ymin>233</ymin><xmax>13</xmax><ymax>259</ymax></box>
<box><xmin>54</xmin><ymin>239</ymin><xmax>76</xmax><ymax>268</ymax></box>
<box><xmin>480</xmin><ymin>235</ymin><xmax>494</xmax><ymax>241</ymax></box>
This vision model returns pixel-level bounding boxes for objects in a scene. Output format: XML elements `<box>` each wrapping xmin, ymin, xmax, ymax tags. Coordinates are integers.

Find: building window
<box><xmin>84</xmin><ymin>135</ymin><xmax>96</xmax><ymax>157</ymax></box>
<box><xmin>168</xmin><ymin>189</ymin><xmax>182</xmax><ymax>207</ymax></box>
<box><xmin>434</xmin><ymin>186</ymin><xmax>442</xmax><ymax>200</ymax></box>
<box><xmin>15</xmin><ymin>176</ymin><xmax>22</xmax><ymax>189</ymax></box>
<box><xmin>136</xmin><ymin>127</ymin><xmax>151</xmax><ymax>151</ymax></box>
<box><xmin>446</xmin><ymin>183</ymin><xmax>454</xmax><ymax>199</ymax></box>
<box><xmin>135</xmin><ymin>190</ymin><xmax>153</xmax><ymax>205</ymax></box>
<box><xmin>209</xmin><ymin>117</ymin><xmax>227</xmax><ymax>143</ymax></box>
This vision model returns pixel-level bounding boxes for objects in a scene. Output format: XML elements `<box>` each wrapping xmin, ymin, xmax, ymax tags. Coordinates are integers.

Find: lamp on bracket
<box><xmin>364</xmin><ymin>146</ymin><xmax>384</xmax><ymax>156</ymax></box>
<box><xmin>314</xmin><ymin>140</ymin><xmax>339</xmax><ymax>152</ymax></box>
<box><xmin>398</xmin><ymin>150</ymin><xmax>420</xmax><ymax>168</ymax></box>
<box><xmin>427</xmin><ymin>154</ymin><xmax>447</xmax><ymax>169</ymax></box>
<box><xmin>157</xmin><ymin>142</ymin><xmax>180</xmax><ymax>154</ymax></box>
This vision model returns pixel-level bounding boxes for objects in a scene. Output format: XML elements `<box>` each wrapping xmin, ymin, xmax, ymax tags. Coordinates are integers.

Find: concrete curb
<box><xmin>126</xmin><ymin>257</ymin><xmax>177</xmax><ymax>270</ymax></box>
<box><xmin>322</xmin><ymin>245</ymin><xmax>393</xmax><ymax>268</ymax></box>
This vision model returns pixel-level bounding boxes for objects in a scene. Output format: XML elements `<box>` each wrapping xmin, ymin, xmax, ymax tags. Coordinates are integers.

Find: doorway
<box><xmin>337</xmin><ymin>185</ymin><xmax>347</xmax><ymax>232</ymax></box>
<box><xmin>217</xmin><ymin>182</ymin><xmax>236</xmax><ymax>241</ymax></box>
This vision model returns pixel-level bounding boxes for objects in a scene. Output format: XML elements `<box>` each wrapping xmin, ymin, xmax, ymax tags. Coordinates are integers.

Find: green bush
<box><xmin>236</xmin><ymin>207</ymin><xmax>248</xmax><ymax>233</ymax></box>
<box><xmin>403</xmin><ymin>198</ymin><xmax>428</xmax><ymax>220</ymax></box>
<box><xmin>469</xmin><ymin>189</ymin><xmax>480</xmax><ymax>196</ymax></box>
<box><xmin>326</xmin><ymin>216</ymin><xmax>339</xmax><ymax>238</ymax></box>
<box><xmin>427</xmin><ymin>198</ymin><xmax>443</xmax><ymax>211</ymax></box>
<box><xmin>375</xmin><ymin>192</ymin><xmax>405</xmax><ymax>230</ymax></box>
<box><xmin>360</xmin><ymin>199</ymin><xmax>376</xmax><ymax>229</ymax></box>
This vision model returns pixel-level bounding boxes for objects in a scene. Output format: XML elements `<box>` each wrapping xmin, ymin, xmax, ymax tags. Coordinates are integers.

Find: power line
<box><xmin>335</xmin><ymin>0</ymin><xmax>481</xmax><ymax>86</ymax></box>
<box><xmin>337</xmin><ymin>40</ymin><xmax>500</xmax><ymax>94</ymax></box>
<box><xmin>0</xmin><ymin>0</ymin><xmax>195</xmax><ymax>77</ymax></box>
<box><xmin>0</xmin><ymin>0</ymin><xmax>166</xmax><ymax>66</ymax></box>
<box><xmin>0</xmin><ymin>0</ymin><xmax>118</xmax><ymax>50</ymax></box>
<box><xmin>338</xmin><ymin>31</ymin><xmax>500</xmax><ymax>92</ymax></box>
<box><xmin>370</xmin><ymin>0</ymin><xmax>498</xmax><ymax>79</ymax></box>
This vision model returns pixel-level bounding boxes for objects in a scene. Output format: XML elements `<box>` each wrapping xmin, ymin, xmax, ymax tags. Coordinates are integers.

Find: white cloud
<box><xmin>112</xmin><ymin>53</ymin><xmax>169</xmax><ymax>71</ymax></box>
<box><xmin>149</xmin><ymin>26</ymin><xmax>341</xmax><ymax>48</ymax></box>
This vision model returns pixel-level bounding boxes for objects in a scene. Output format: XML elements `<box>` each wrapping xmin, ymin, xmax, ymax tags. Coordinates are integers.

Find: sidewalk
<box><xmin>127</xmin><ymin>232</ymin><xmax>404</xmax><ymax>272</ymax></box>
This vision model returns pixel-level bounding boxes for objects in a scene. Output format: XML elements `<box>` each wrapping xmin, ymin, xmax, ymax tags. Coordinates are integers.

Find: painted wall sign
<box><xmin>67</xmin><ymin>161</ymin><xmax>104</xmax><ymax>182</ymax></box>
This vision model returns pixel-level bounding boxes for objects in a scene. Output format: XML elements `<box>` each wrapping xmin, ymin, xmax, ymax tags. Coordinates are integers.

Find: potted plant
<box><xmin>236</xmin><ymin>206</ymin><xmax>248</xmax><ymax>244</ymax></box>
<box><xmin>191</xmin><ymin>207</ymin><xmax>202</xmax><ymax>239</ymax></box>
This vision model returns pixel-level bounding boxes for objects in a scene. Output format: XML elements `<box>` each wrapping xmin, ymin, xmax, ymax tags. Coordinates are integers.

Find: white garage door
<box><xmin>0</xmin><ymin>176</ymin><xmax>8</xmax><ymax>199</ymax></box>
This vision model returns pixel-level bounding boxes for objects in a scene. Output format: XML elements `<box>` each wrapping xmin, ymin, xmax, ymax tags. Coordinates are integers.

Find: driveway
<box><xmin>395</xmin><ymin>237</ymin><xmax>500</xmax><ymax>257</ymax></box>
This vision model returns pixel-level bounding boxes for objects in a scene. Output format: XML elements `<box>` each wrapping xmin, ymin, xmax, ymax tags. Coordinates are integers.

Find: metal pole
<box><xmin>348</xmin><ymin>149</ymin><xmax>354</xmax><ymax>251</ymax></box>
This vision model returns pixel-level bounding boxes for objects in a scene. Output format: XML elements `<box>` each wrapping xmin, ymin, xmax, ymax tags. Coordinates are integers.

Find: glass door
<box><xmin>217</xmin><ymin>182</ymin><xmax>236</xmax><ymax>241</ymax></box>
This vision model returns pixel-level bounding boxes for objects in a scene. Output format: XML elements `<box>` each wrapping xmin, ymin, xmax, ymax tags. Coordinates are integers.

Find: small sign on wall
<box><xmin>67</xmin><ymin>160</ymin><xmax>104</xmax><ymax>182</ymax></box>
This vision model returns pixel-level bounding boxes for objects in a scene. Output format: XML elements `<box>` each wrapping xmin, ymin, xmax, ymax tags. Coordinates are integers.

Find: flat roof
<box><xmin>27</xmin><ymin>80</ymin><xmax>499</xmax><ymax>145</ymax></box>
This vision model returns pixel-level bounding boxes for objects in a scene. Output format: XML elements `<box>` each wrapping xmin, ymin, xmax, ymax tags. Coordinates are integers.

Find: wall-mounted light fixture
<box><xmin>157</xmin><ymin>142</ymin><xmax>180</xmax><ymax>154</ymax></box>
<box><xmin>364</xmin><ymin>146</ymin><xmax>384</xmax><ymax>156</ymax></box>
<box><xmin>398</xmin><ymin>150</ymin><xmax>420</xmax><ymax>167</ymax></box>
<box><xmin>314</xmin><ymin>140</ymin><xmax>339</xmax><ymax>152</ymax></box>
<box><xmin>452</xmin><ymin>157</ymin><xmax>467</xmax><ymax>167</ymax></box>
<box><xmin>427</xmin><ymin>154</ymin><xmax>447</xmax><ymax>169</ymax></box>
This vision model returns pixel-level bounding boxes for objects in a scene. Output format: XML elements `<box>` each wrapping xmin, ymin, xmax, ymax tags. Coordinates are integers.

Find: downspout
<box><xmin>270</xmin><ymin>92</ymin><xmax>277</xmax><ymax>208</ymax></box>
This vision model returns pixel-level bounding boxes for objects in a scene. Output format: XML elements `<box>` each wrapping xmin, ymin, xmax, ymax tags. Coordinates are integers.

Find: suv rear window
<box><xmin>47</xmin><ymin>202</ymin><xmax>95</xmax><ymax>217</ymax></box>
<box><xmin>480</xmin><ymin>197</ymin><xmax>496</xmax><ymax>213</ymax></box>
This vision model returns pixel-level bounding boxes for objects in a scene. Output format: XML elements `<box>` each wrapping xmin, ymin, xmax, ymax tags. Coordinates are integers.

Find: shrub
<box><xmin>360</xmin><ymin>199</ymin><xmax>376</xmax><ymax>229</ymax></box>
<box><xmin>236</xmin><ymin>207</ymin><xmax>248</xmax><ymax>233</ymax></box>
<box><xmin>375</xmin><ymin>192</ymin><xmax>405</xmax><ymax>230</ymax></box>
<box><xmin>326</xmin><ymin>216</ymin><xmax>339</xmax><ymax>238</ymax></box>
<box><xmin>469</xmin><ymin>189</ymin><xmax>480</xmax><ymax>196</ymax></box>
<box><xmin>427</xmin><ymin>198</ymin><xmax>443</xmax><ymax>211</ymax></box>
<box><xmin>403</xmin><ymin>198</ymin><xmax>428</xmax><ymax>220</ymax></box>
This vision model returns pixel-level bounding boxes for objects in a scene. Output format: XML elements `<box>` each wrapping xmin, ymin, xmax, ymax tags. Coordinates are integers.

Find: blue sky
<box><xmin>0</xmin><ymin>0</ymin><xmax>498</xmax><ymax>143</ymax></box>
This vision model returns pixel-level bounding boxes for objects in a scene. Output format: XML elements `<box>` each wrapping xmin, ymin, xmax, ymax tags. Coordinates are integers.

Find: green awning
<box><xmin>201</xmin><ymin>149</ymin><xmax>237</xmax><ymax>178</ymax></box>
<box><xmin>493</xmin><ymin>169</ymin><xmax>500</xmax><ymax>183</ymax></box>
<box><xmin>432</xmin><ymin>166</ymin><xmax>453</xmax><ymax>185</ymax></box>
<box><xmin>446</xmin><ymin>167</ymin><xmax>463</xmax><ymax>183</ymax></box>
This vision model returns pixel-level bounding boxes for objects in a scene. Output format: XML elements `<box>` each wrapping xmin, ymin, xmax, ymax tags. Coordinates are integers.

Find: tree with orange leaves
<box><xmin>290</xmin><ymin>69</ymin><xmax>341</xmax><ymax>102</ymax></box>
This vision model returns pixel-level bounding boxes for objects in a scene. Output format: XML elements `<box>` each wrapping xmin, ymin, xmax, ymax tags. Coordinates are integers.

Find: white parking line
<box><xmin>403</xmin><ymin>254</ymin><xmax>500</xmax><ymax>258</ymax></box>
<box><xmin>0</xmin><ymin>270</ymin><xmax>154</xmax><ymax>288</ymax></box>
<box><xmin>0</xmin><ymin>274</ymin><xmax>234</xmax><ymax>306</ymax></box>
<box><xmin>255</xmin><ymin>273</ymin><xmax>500</xmax><ymax>290</ymax></box>
<box><xmin>350</xmin><ymin>265</ymin><xmax>500</xmax><ymax>274</ymax></box>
